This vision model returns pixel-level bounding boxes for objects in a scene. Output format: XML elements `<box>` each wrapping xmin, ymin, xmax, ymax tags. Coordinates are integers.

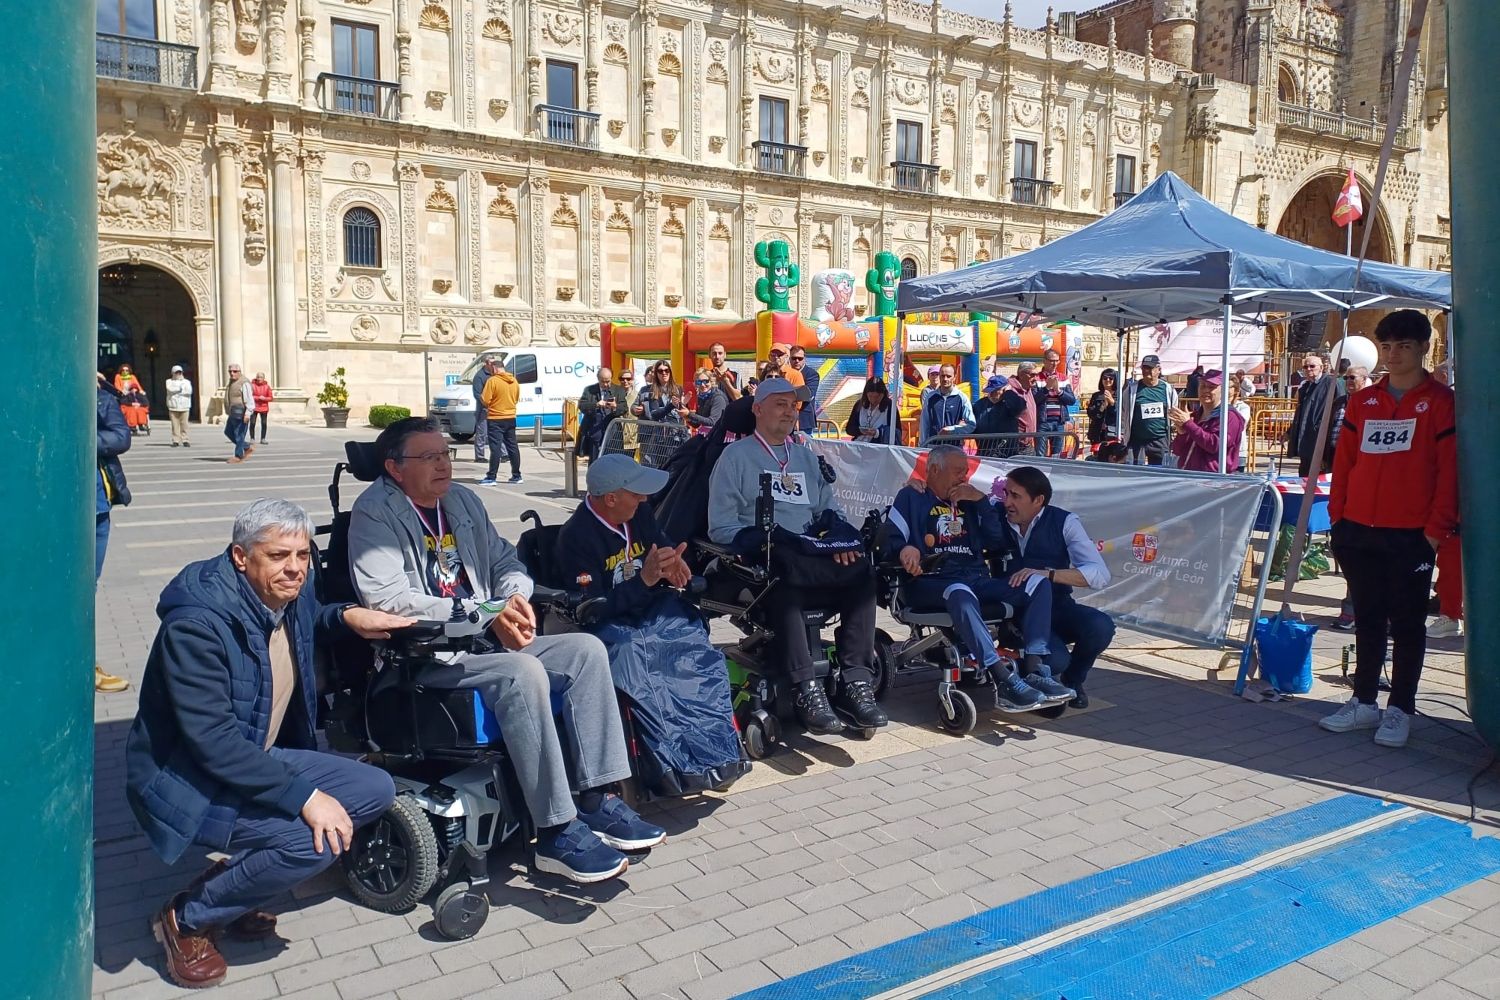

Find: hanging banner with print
<box><xmin>813</xmin><ymin>440</ymin><xmax>1268</xmax><ymax>646</ymax></box>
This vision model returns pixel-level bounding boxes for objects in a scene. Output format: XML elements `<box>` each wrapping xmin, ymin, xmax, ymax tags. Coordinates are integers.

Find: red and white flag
<box><xmin>1332</xmin><ymin>169</ymin><xmax>1364</xmax><ymax>228</ymax></box>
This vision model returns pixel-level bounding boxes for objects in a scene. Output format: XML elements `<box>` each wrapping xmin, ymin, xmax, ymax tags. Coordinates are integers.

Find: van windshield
<box><xmin>458</xmin><ymin>353</ymin><xmax>508</xmax><ymax>381</ymax></box>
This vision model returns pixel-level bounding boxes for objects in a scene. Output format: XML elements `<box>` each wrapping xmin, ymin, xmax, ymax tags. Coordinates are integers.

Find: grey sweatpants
<box><xmin>417</xmin><ymin>632</ymin><xmax>630</xmax><ymax>827</ymax></box>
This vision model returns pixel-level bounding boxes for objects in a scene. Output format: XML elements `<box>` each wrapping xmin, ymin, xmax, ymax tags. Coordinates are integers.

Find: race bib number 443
<box><xmin>1361</xmin><ymin>418</ymin><xmax>1416</xmax><ymax>454</ymax></box>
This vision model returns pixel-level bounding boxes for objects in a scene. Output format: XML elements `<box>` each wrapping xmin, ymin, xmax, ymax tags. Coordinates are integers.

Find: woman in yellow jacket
<box><xmin>479</xmin><ymin>356</ymin><xmax>523</xmax><ymax>484</ymax></box>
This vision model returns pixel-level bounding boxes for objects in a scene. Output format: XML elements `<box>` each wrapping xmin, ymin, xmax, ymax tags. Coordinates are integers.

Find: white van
<box><xmin>429</xmin><ymin>347</ymin><xmax>598</xmax><ymax>441</ymax></box>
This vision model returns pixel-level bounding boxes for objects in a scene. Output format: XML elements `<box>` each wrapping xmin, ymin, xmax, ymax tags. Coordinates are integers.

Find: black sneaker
<box><xmin>795</xmin><ymin>679</ymin><xmax>842</xmax><ymax>734</ymax></box>
<box><xmin>1068</xmin><ymin>684</ymin><xmax>1088</xmax><ymax>710</ymax></box>
<box><xmin>834</xmin><ymin>679</ymin><xmax>888</xmax><ymax>728</ymax></box>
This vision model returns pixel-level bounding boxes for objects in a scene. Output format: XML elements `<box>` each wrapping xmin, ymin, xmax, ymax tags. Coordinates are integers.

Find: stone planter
<box><xmin>322</xmin><ymin>406</ymin><xmax>351</xmax><ymax>429</ymax></box>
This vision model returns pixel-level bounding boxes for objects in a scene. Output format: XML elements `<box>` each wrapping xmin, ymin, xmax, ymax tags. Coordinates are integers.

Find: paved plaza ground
<box><xmin>92</xmin><ymin>422</ymin><xmax>1500</xmax><ymax>999</ymax></box>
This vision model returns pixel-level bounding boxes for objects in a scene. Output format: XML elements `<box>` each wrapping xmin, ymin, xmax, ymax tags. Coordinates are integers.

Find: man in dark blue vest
<box><xmin>993</xmin><ymin>466</ymin><xmax>1116</xmax><ymax>717</ymax></box>
<box><xmin>922</xmin><ymin>363</ymin><xmax>975</xmax><ymax>444</ymax></box>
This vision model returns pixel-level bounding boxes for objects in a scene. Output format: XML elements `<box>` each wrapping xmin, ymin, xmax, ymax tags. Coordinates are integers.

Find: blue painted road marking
<box><xmin>736</xmin><ymin>795</ymin><xmax>1500</xmax><ymax>1000</ymax></box>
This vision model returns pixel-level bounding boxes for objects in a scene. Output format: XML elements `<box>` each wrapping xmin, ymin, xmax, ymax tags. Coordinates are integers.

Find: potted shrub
<box><xmin>318</xmin><ymin>367</ymin><xmax>351</xmax><ymax>428</ymax></box>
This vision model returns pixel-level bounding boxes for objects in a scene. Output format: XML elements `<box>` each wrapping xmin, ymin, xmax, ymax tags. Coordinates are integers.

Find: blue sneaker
<box><xmin>577</xmin><ymin>794</ymin><xmax>667</xmax><ymax>851</ymax></box>
<box><xmin>988</xmin><ymin>664</ymin><xmax>1047</xmax><ymax>712</ymax></box>
<box><xmin>533</xmin><ymin>820</ymin><xmax>628</xmax><ymax>883</ymax></box>
<box><xmin>1023</xmin><ymin>672</ymin><xmax>1076</xmax><ymax>705</ymax></box>
<box><xmin>476</xmin><ymin>477</ymin><xmax>497</xmax><ymax>486</ymax></box>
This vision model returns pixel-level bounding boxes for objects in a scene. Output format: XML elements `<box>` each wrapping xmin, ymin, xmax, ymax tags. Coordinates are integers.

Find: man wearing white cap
<box><xmin>165</xmin><ymin>364</ymin><xmax>194</xmax><ymax>447</ymax></box>
<box><xmin>708</xmin><ymin>378</ymin><xmax>887</xmax><ymax>735</ymax></box>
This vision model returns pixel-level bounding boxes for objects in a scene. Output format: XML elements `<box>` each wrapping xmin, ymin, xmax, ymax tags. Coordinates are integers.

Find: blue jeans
<box><xmin>95</xmin><ymin>511</ymin><xmax>110</xmax><ymax>582</ymax></box>
<box><xmin>1046</xmin><ymin>596</ymin><xmax>1116</xmax><ymax>687</ymax></box>
<box><xmin>224</xmin><ymin>408</ymin><xmax>250</xmax><ymax>458</ymax></box>
<box><xmin>904</xmin><ymin>574</ymin><xmax>1052</xmax><ymax>667</ymax></box>
<box><xmin>180</xmin><ymin>749</ymin><xmax>395</xmax><ymax>930</ymax></box>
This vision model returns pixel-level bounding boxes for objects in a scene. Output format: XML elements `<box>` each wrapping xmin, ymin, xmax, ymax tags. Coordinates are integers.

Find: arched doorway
<box><xmin>1276</xmin><ymin>172</ymin><xmax>1396</xmax><ymax>347</ymax></box>
<box><xmin>97</xmin><ymin>262</ymin><xmax>201</xmax><ymax>420</ymax></box>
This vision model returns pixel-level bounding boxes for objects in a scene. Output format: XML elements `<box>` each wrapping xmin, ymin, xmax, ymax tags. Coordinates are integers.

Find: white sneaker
<box><xmin>1427</xmin><ymin>615</ymin><xmax>1464</xmax><ymax>638</ymax></box>
<box><xmin>1318</xmin><ymin>696</ymin><xmax>1383</xmax><ymax>734</ymax></box>
<box><xmin>1374</xmin><ymin>706</ymin><xmax>1411</xmax><ymax>748</ymax></box>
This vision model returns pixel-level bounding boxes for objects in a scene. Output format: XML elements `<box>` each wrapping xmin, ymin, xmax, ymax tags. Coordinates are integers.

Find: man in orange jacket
<box><xmin>1318</xmin><ymin>310</ymin><xmax>1457</xmax><ymax>749</ymax></box>
<box><xmin>478</xmin><ymin>355</ymin><xmax>523</xmax><ymax>485</ymax></box>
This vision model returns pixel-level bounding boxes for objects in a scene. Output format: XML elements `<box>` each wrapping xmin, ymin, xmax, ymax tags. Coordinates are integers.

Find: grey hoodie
<box><xmin>348</xmin><ymin>476</ymin><xmax>533</xmax><ymax>619</ymax></box>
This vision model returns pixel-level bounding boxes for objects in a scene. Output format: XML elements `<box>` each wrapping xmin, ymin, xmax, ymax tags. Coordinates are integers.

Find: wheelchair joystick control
<box><xmin>448</xmin><ymin>597</ymin><xmax>467</xmax><ymax>622</ymax></box>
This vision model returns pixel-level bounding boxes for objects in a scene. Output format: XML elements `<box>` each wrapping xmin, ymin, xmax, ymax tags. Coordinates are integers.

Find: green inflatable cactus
<box><xmin>866</xmin><ymin>251</ymin><xmax>900</xmax><ymax>318</ymax></box>
<box><xmin>754</xmin><ymin>240</ymin><xmax>799</xmax><ymax>312</ymax></box>
<box><xmin>967</xmin><ymin>260</ymin><xmax>990</xmax><ymax>322</ymax></box>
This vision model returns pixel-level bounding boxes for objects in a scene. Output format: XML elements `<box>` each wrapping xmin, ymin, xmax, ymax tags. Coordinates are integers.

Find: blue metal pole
<box><xmin>0</xmin><ymin>3</ymin><xmax>98</xmax><ymax>995</ymax></box>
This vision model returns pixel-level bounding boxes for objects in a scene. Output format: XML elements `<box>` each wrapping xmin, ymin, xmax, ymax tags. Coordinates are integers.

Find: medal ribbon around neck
<box><xmin>407</xmin><ymin>497</ymin><xmax>457</xmax><ymax>583</ymax></box>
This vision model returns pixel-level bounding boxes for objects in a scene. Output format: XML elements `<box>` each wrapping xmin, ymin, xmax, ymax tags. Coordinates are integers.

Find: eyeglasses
<box><xmin>399</xmin><ymin>450</ymin><xmax>452</xmax><ymax>464</ymax></box>
<box><xmin>1302</xmin><ymin>363</ymin><xmax>1320</xmax><ymax>370</ymax></box>
<box><xmin>790</xmin><ymin>355</ymin><xmax>806</xmax><ymax>363</ymax></box>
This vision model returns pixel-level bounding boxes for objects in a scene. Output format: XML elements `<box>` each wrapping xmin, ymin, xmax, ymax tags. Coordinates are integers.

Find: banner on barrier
<box><xmin>811</xmin><ymin>440</ymin><xmax>1267</xmax><ymax>646</ymax></box>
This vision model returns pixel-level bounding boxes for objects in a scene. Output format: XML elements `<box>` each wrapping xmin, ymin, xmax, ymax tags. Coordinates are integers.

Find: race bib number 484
<box><xmin>1361</xmin><ymin>418</ymin><xmax>1416</xmax><ymax>454</ymax></box>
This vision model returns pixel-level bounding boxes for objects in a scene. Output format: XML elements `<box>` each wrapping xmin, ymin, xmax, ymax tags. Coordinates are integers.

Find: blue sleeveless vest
<box><xmin>1016</xmin><ymin>505</ymin><xmax>1075</xmax><ymax>600</ymax></box>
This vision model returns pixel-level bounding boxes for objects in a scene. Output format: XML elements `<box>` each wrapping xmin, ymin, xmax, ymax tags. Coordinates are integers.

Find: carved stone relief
<box><xmin>754</xmin><ymin>50</ymin><xmax>794</xmax><ymax>84</ymax></box>
<box><xmin>233</xmin><ymin>0</ymin><xmax>262</xmax><ymax>52</ymax></box>
<box><xmin>557</xmin><ymin>323</ymin><xmax>580</xmax><ymax>346</ymax></box>
<box><xmin>242</xmin><ymin>189</ymin><xmax>267</xmax><ymax>262</ymax></box>
<box><xmin>97</xmin><ymin>133</ymin><xmax>179</xmax><ymax>231</ymax></box>
<box><xmin>418</xmin><ymin>3</ymin><xmax>450</xmax><ymax>31</ymax></box>
<box><xmin>541</xmin><ymin>11</ymin><xmax>581</xmax><ymax>46</ymax></box>
<box><xmin>351</xmin><ymin>313</ymin><xmax>380</xmax><ymax>341</ymax></box>
<box><xmin>464</xmin><ymin>318</ymin><xmax>492</xmax><ymax>344</ymax></box>
<box><xmin>430</xmin><ymin>316</ymin><xmax>458</xmax><ymax>344</ymax></box>
<box><xmin>892</xmin><ymin>78</ymin><xmax>928</xmax><ymax>107</ymax></box>
<box><xmin>499</xmin><ymin>321</ymin><xmax>523</xmax><ymax>345</ymax></box>
<box><xmin>426</xmin><ymin>179</ymin><xmax>458</xmax><ymax>212</ymax></box>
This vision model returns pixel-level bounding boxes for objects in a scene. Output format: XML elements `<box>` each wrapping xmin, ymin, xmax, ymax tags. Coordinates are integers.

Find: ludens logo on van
<box><xmin>544</xmin><ymin>361</ymin><xmax>599</xmax><ymax>376</ymax></box>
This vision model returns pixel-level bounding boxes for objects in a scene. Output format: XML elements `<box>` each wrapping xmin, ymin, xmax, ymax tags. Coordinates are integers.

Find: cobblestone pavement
<box><xmin>93</xmin><ymin>424</ymin><xmax>1500</xmax><ymax>999</ymax></box>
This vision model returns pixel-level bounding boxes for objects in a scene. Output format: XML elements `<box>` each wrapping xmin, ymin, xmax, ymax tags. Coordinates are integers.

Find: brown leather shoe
<box><xmin>190</xmin><ymin>861</ymin><xmax>279</xmax><ymax>940</ymax></box>
<box><xmin>226</xmin><ymin>456</ymin><xmax>243</xmax><ymax>464</ymax></box>
<box><xmin>151</xmin><ymin>893</ymin><xmax>227</xmax><ymax>989</ymax></box>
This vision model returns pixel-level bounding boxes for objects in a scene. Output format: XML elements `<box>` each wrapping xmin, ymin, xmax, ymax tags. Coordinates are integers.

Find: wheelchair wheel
<box><xmin>744</xmin><ymin>717</ymin><xmax>772</xmax><ymax>760</ymax></box>
<box><xmin>343</xmin><ymin>793</ymin><xmax>440</xmax><ymax>914</ymax></box>
<box><xmin>872</xmin><ymin>629</ymin><xmax>896</xmax><ymax>700</ymax></box>
<box><xmin>938</xmin><ymin>690</ymin><xmax>978</xmax><ymax>735</ymax></box>
<box><xmin>432</xmin><ymin>882</ymin><xmax>489</xmax><ymax>940</ymax></box>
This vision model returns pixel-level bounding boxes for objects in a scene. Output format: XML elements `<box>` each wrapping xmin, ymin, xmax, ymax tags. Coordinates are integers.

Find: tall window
<box><xmin>900</xmin><ymin>257</ymin><xmax>918</xmax><ymax>280</ymax></box>
<box><xmin>1013</xmin><ymin>140</ymin><xmax>1038</xmax><ymax>180</ymax></box>
<box><xmin>343</xmin><ymin>207</ymin><xmax>382</xmax><ymax>268</ymax></box>
<box><xmin>547</xmin><ymin>60</ymin><xmax>579</xmax><ymax>109</ymax></box>
<box><xmin>97</xmin><ymin>0</ymin><xmax>157</xmax><ymax>37</ymax></box>
<box><xmin>896</xmin><ymin>120</ymin><xmax>924</xmax><ymax>163</ymax></box>
<box><xmin>1115</xmin><ymin>155</ymin><xmax>1137</xmax><ymax>194</ymax></box>
<box><xmin>332</xmin><ymin>21</ymin><xmax>379</xmax><ymax>78</ymax></box>
<box><xmin>759</xmin><ymin>96</ymin><xmax>790</xmax><ymax>144</ymax></box>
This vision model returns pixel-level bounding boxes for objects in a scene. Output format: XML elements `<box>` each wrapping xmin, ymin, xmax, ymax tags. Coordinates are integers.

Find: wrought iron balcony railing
<box><xmin>1113</xmin><ymin>190</ymin><xmax>1137</xmax><ymax>209</ymax></box>
<box><xmin>1010</xmin><ymin>177</ymin><xmax>1055</xmax><ymax>206</ymax></box>
<box><xmin>892</xmin><ymin>161</ymin><xmax>939</xmax><ymax>194</ymax></box>
<box><xmin>316</xmin><ymin>73</ymin><xmax>399</xmax><ymax>120</ymax></box>
<box><xmin>752</xmin><ymin>140</ymin><xmax>808</xmax><ymax>178</ymax></box>
<box><xmin>535</xmin><ymin>105</ymin><xmax>601</xmax><ymax>148</ymax></box>
<box><xmin>96</xmin><ymin>33</ymin><xmax>198</xmax><ymax>89</ymax></box>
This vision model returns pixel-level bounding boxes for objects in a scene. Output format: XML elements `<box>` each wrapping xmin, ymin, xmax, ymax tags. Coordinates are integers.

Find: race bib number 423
<box><xmin>1139</xmin><ymin>401</ymin><xmax>1165</xmax><ymax>420</ymax></box>
<box><xmin>1361</xmin><ymin>418</ymin><xmax>1416</xmax><ymax>454</ymax></box>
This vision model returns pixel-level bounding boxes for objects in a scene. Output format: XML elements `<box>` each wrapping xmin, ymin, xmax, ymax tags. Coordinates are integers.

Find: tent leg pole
<box><xmin>1115</xmin><ymin>328</ymin><xmax>1126</xmax><ymax>440</ymax></box>
<box><xmin>1449</xmin><ymin>0</ymin><xmax>1499</xmax><ymax>751</ymax></box>
<box><xmin>1219</xmin><ymin>299</ymin><xmax>1232</xmax><ymax>472</ymax></box>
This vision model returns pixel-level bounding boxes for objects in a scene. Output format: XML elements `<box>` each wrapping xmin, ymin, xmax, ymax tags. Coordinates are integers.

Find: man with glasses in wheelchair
<box><xmin>886</xmin><ymin>446</ymin><xmax>1071</xmax><ymax>711</ymax></box>
<box><xmin>347</xmin><ymin>417</ymin><xmax>665</xmax><ymax>885</ymax></box>
<box><xmin>707</xmin><ymin>377</ymin><xmax>888</xmax><ymax>735</ymax></box>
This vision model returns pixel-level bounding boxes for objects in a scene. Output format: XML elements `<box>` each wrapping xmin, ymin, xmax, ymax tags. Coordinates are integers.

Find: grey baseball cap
<box><xmin>752</xmin><ymin>376</ymin><xmax>811</xmax><ymax>402</ymax></box>
<box><xmin>586</xmin><ymin>453</ymin><xmax>669</xmax><ymax>497</ymax></box>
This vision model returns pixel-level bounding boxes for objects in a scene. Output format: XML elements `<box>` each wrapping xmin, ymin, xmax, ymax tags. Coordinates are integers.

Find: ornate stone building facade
<box><xmin>95</xmin><ymin>0</ymin><xmax>1450</xmax><ymax>418</ymax></box>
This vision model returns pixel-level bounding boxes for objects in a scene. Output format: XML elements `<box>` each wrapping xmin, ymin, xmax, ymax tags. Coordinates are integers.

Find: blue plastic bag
<box><xmin>1254</xmin><ymin>615</ymin><xmax>1318</xmax><ymax>694</ymax></box>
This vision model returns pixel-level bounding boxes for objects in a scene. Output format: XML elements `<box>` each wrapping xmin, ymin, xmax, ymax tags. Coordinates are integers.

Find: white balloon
<box><xmin>1333</xmin><ymin>335</ymin><xmax>1378</xmax><ymax>371</ymax></box>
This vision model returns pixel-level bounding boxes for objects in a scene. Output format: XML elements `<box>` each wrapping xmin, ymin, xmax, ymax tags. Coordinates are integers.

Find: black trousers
<box><xmin>486</xmin><ymin>419</ymin><xmax>519</xmax><ymax>478</ymax></box>
<box><xmin>1128</xmin><ymin>437</ymin><xmax>1166</xmax><ymax>466</ymax></box>
<box><xmin>1332</xmin><ymin>519</ymin><xmax>1435</xmax><ymax>714</ymax></box>
<box><xmin>249</xmin><ymin>410</ymin><xmax>269</xmax><ymax>441</ymax></box>
<box><xmin>764</xmin><ymin>573</ymin><xmax>876</xmax><ymax>686</ymax></box>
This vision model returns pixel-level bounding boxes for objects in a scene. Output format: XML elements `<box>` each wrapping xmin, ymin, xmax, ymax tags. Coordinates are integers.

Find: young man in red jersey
<box><xmin>1318</xmin><ymin>310</ymin><xmax>1457</xmax><ymax>749</ymax></box>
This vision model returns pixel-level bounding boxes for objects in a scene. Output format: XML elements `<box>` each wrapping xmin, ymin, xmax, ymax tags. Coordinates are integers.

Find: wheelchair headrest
<box><xmin>721</xmin><ymin>395</ymin><xmax>757</xmax><ymax>436</ymax></box>
<box><xmin>344</xmin><ymin>440</ymin><xmax>385</xmax><ymax>483</ymax></box>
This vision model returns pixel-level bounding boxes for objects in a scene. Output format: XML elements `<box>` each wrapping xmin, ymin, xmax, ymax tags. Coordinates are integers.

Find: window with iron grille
<box><xmin>343</xmin><ymin>207</ymin><xmax>382</xmax><ymax>268</ymax></box>
<box><xmin>900</xmin><ymin>257</ymin><xmax>918</xmax><ymax>280</ymax></box>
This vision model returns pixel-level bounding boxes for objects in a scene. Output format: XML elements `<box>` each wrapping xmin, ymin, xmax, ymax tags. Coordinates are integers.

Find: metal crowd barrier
<box><xmin>599</xmin><ymin>417</ymin><xmax>695</xmax><ymax>470</ymax></box>
<box><xmin>924</xmin><ymin>430</ymin><xmax>1084</xmax><ymax>459</ymax></box>
<box><xmin>1247</xmin><ymin>406</ymin><xmax>1296</xmax><ymax>473</ymax></box>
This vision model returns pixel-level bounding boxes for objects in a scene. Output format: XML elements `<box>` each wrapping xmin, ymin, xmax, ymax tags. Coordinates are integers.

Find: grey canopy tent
<box><xmin>896</xmin><ymin>170</ymin><xmax>1452</xmax><ymax>469</ymax></box>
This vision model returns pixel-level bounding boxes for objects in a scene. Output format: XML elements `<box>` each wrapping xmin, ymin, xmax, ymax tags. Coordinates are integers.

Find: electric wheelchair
<box><xmin>315</xmin><ymin>442</ymin><xmax>603</xmax><ymax>941</ymax></box>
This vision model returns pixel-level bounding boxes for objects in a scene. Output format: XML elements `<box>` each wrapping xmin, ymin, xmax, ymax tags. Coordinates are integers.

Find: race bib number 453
<box><xmin>770</xmin><ymin>472</ymin><xmax>811</xmax><ymax>504</ymax></box>
<box><xmin>1361</xmin><ymin>418</ymin><xmax>1416</xmax><ymax>454</ymax></box>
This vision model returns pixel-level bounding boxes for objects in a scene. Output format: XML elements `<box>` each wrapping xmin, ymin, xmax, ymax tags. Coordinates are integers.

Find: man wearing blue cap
<box><xmin>975</xmin><ymin>363</ymin><xmax>1038</xmax><ymax>457</ymax></box>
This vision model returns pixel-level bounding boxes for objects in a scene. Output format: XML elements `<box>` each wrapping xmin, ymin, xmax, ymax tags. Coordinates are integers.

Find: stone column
<box><xmin>265</xmin><ymin>0</ymin><xmax>294</xmax><ymax>100</ymax></box>
<box><xmin>269</xmin><ymin>138</ymin><xmax>301</xmax><ymax>388</ymax></box>
<box><xmin>195</xmin><ymin>315</ymin><xmax>222</xmax><ymax>408</ymax></box>
<box><xmin>396</xmin><ymin>0</ymin><xmax>415</xmax><ymax>121</ymax></box>
<box><xmin>297</xmin><ymin>0</ymin><xmax>317</xmax><ymax>106</ymax></box>
<box><xmin>585</xmin><ymin>0</ymin><xmax>602</xmax><ymax>113</ymax></box>
<box><xmin>397</xmin><ymin>161</ymin><xmax>423</xmax><ymax>342</ymax></box>
<box><xmin>211</xmin><ymin>129</ymin><xmax>245</xmax><ymax>370</ymax></box>
<box><xmin>208</xmin><ymin>0</ymin><xmax>234</xmax><ymax>91</ymax></box>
